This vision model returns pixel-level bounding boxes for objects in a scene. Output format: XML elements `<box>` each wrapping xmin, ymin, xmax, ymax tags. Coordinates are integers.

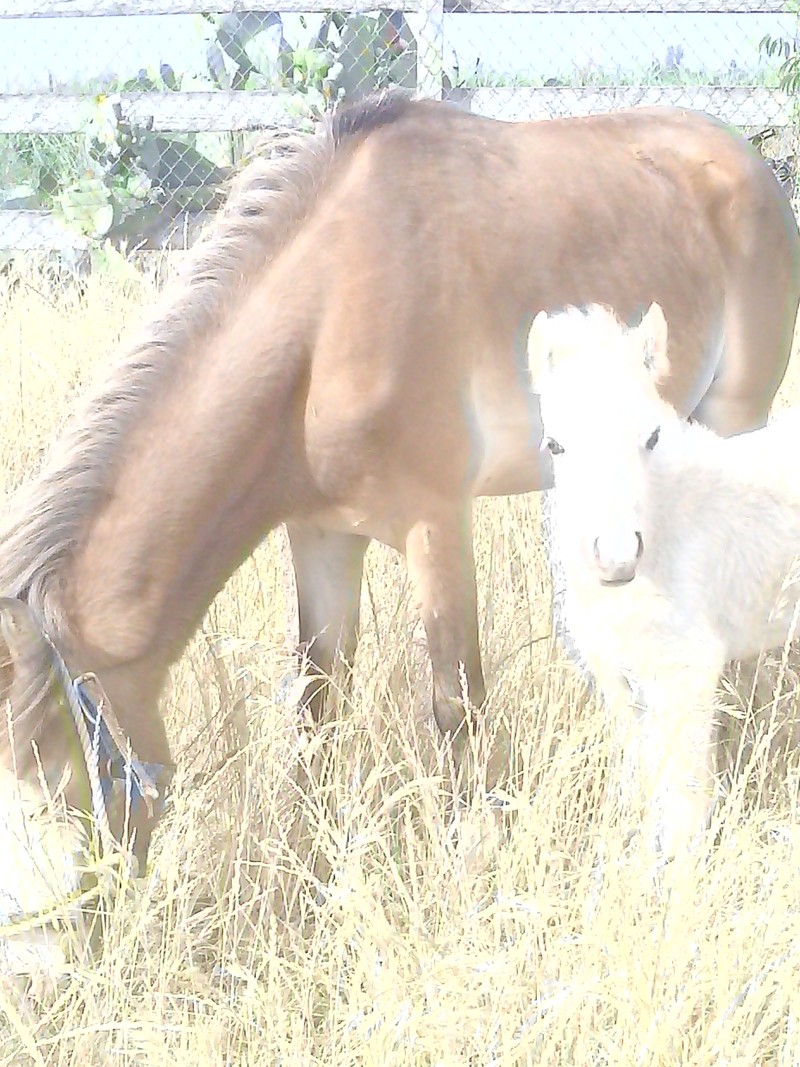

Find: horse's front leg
<box><xmin>286</xmin><ymin>522</ymin><xmax>370</xmax><ymax>722</ymax></box>
<box><xmin>404</xmin><ymin>501</ymin><xmax>486</xmax><ymax>754</ymax></box>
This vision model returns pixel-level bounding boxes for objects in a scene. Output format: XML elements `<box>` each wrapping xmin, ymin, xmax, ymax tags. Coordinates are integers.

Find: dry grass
<box><xmin>1</xmin><ymin>267</ymin><xmax>800</xmax><ymax>1065</ymax></box>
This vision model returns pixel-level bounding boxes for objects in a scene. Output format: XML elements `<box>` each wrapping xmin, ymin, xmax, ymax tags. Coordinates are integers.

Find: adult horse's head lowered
<box><xmin>529</xmin><ymin>303</ymin><xmax>800</xmax><ymax>860</ymax></box>
<box><xmin>1</xmin><ymin>93</ymin><xmax>799</xmax><ymax>963</ymax></box>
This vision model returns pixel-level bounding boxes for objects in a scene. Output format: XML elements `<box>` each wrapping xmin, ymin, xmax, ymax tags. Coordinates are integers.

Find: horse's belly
<box><xmin>469</xmin><ymin>375</ymin><xmax>553</xmax><ymax>497</ymax></box>
<box><xmin>472</xmin><ymin>441</ymin><xmax>551</xmax><ymax>497</ymax></box>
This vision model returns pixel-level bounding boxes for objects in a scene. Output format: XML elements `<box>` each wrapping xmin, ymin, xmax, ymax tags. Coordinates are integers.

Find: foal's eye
<box><xmin>644</xmin><ymin>426</ymin><xmax>660</xmax><ymax>451</ymax></box>
<box><xmin>545</xmin><ymin>437</ymin><xmax>565</xmax><ymax>456</ymax></box>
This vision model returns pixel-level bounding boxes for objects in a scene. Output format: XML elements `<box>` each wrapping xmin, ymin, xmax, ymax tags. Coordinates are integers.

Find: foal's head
<box><xmin>529</xmin><ymin>303</ymin><xmax>677</xmax><ymax>585</ymax></box>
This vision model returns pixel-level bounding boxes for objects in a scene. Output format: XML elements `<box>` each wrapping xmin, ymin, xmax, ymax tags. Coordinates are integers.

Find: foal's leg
<box><xmin>631</xmin><ymin>653</ymin><xmax>723</xmax><ymax>861</ymax></box>
<box><xmin>286</xmin><ymin>522</ymin><xmax>369</xmax><ymax>721</ymax></box>
<box><xmin>404</xmin><ymin>502</ymin><xmax>486</xmax><ymax>748</ymax></box>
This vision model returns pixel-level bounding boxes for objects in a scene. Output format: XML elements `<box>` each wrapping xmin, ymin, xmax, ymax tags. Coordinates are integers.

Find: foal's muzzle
<box><xmin>593</xmin><ymin>530</ymin><xmax>644</xmax><ymax>585</ymax></box>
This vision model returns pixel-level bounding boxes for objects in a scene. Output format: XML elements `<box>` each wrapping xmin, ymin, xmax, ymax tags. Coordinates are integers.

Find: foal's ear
<box><xmin>635</xmin><ymin>302</ymin><xmax>670</xmax><ymax>378</ymax></box>
<box><xmin>527</xmin><ymin>310</ymin><xmax>554</xmax><ymax>378</ymax></box>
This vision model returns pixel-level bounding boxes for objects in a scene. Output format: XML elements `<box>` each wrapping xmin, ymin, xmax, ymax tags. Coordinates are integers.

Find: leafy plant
<box><xmin>54</xmin><ymin>95</ymin><xmax>228</xmax><ymax>245</ymax></box>
<box><xmin>762</xmin><ymin>33</ymin><xmax>800</xmax><ymax>94</ymax></box>
<box><xmin>0</xmin><ymin>133</ymin><xmax>85</xmax><ymax>209</ymax></box>
<box><xmin>290</xmin><ymin>46</ymin><xmax>335</xmax><ymax>94</ymax></box>
<box><xmin>761</xmin><ymin>4</ymin><xmax>800</xmax><ymax>95</ymax></box>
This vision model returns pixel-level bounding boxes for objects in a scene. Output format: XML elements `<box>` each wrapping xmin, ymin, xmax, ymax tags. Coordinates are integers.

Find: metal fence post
<box><xmin>416</xmin><ymin>0</ymin><xmax>445</xmax><ymax>99</ymax></box>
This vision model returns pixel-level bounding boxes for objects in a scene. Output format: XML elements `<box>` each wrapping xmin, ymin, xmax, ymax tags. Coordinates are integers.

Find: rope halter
<box><xmin>42</xmin><ymin>635</ymin><xmax>167</xmax><ymax>864</ymax></box>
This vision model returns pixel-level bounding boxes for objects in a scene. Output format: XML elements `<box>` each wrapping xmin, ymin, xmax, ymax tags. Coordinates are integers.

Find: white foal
<box><xmin>0</xmin><ymin>772</ymin><xmax>87</xmax><ymax>986</ymax></box>
<box><xmin>529</xmin><ymin>302</ymin><xmax>800</xmax><ymax>859</ymax></box>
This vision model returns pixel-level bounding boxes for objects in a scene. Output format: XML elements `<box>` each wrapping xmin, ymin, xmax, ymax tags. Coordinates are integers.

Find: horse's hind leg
<box><xmin>286</xmin><ymin>522</ymin><xmax>369</xmax><ymax>722</ymax></box>
<box><xmin>694</xmin><ymin>249</ymin><xmax>799</xmax><ymax>436</ymax></box>
<box><xmin>404</xmin><ymin>501</ymin><xmax>486</xmax><ymax>759</ymax></box>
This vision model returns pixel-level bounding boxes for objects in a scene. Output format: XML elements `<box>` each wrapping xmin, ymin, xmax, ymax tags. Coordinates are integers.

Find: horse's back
<box><xmin>277</xmin><ymin>98</ymin><xmax>799</xmax><ymax>516</ymax></box>
<box><xmin>303</xmin><ymin>98</ymin><xmax>794</xmax><ymax>373</ymax></box>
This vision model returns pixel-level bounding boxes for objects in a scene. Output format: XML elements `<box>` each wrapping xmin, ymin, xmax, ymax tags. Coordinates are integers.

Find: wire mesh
<box><xmin>0</xmin><ymin>1</ymin><xmax>797</xmax><ymax>269</ymax></box>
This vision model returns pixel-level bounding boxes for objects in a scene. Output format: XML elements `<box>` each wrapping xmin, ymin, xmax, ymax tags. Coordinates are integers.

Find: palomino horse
<box><xmin>0</xmin><ymin>94</ymin><xmax>798</xmax><ymax>893</ymax></box>
<box><xmin>530</xmin><ymin>302</ymin><xmax>800</xmax><ymax>859</ymax></box>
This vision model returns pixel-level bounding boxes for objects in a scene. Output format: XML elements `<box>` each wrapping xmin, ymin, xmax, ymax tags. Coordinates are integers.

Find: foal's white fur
<box><xmin>530</xmin><ymin>303</ymin><xmax>800</xmax><ymax>858</ymax></box>
<box><xmin>0</xmin><ymin>770</ymin><xmax>86</xmax><ymax>984</ymax></box>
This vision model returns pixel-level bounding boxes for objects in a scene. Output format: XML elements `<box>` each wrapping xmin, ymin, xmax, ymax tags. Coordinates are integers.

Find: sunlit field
<box><xmin>1</xmin><ymin>264</ymin><xmax>800</xmax><ymax>1065</ymax></box>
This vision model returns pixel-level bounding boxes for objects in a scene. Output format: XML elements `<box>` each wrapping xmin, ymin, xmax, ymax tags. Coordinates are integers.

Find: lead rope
<box><xmin>41</xmin><ymin>637</ymin><xmax>118</xmax><ymax>860</ymax></box>
<box><xmin>72</xmin><ymin>671</ymin><xmax>159</xmax><ymax>818</ymax></box>
<box><xmin>63</xmin><ymin>679</ymin><xmax>117</xmax><ymax>859</ymax></box>
<box><xmin>39</xmin><ymin>634</ymin><xmax>156</xmax><ymax>868</ymax></box>
<box><xmin>0</xmin><ymin>664</ymin><xmax>118</xmax><ymax>941</ymax></box>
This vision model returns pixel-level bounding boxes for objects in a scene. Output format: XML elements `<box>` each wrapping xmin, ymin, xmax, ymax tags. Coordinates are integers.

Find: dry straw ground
<box><xmin>1</xmin><ymin>266</ymin><xmax>800</xmax><ymax>1065</ymax></box>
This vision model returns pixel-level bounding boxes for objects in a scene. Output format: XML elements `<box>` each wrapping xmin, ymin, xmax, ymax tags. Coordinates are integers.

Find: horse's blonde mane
<box><xmin>0</xmin><ymin>92</ymin><xmax>417</xmax><ymax>641</ymax></box>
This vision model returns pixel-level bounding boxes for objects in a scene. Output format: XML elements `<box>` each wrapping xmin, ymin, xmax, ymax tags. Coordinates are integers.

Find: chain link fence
<box><xmin>0</xmin><ymin>1</ymin><xmax>797</xmax><ymax>271</ymax></box>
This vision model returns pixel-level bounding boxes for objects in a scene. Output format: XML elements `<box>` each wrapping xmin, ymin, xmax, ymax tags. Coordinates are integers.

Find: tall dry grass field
<box><xmin>1</xmin><ymin>268</ymin><xmax>800</xmax><ymax>1065</ymax></box>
